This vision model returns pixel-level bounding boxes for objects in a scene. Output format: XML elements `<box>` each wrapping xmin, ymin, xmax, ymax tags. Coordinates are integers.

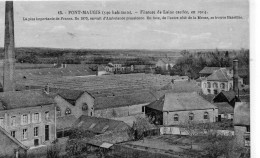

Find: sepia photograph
<box><xmin>0</xmin><ymin>0</ymin><xmax>252</xmax><ymax>157</ymax></box>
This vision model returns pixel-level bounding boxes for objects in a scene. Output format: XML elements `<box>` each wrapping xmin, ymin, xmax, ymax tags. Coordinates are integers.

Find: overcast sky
<box><xmin>0</xmin><ymin>0</ymin><xmax>249</xmax><ymax>49</ymax></box>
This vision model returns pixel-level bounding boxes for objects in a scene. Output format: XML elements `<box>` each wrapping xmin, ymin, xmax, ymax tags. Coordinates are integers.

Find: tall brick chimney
<box><xmin>233</xmin><ymin>59</ymin><xmax>238</xmax><ymax>93</ymax></box>
<box><xmin>3</xmin><ymin>1</ymin><xmax>15</xmax><ymax>92</ymax></box>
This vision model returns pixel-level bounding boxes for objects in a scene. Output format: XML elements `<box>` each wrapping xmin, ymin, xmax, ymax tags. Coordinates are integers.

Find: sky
<box><xmin>0</xmin><ymin>0</ymin><xmax>249</xmax><ymax>49</ymax></box>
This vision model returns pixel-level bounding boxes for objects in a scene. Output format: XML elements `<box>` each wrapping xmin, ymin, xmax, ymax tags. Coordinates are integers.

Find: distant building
<box><xmin>155</xmin><ymin>58</ymin><xmax>175</xmax><ymax>71</ymax></box>
<box><xmin>233</xmin><ymin>102</ymin><xmax>250</xmax><ymax>148</ymax></box>
<box><xmin>200</xmin><ymin>68</ymin><xmax>243</xmax><ymax>95</ymax></box>
<box><xmin>0</xmin><ymin>126</ymin><xmax>28</xmax><ymax>158</ymax></box>
<box><xmin>145</xmin><ymin>92</ymin><xmax>218</xmax><ymax>125</ymax></box>
<box><xmin>213</xmin><ymin>102</ymin><xmax>234</xmax><ymax>121</ymax></box>
<box><xmin>0</xmin><ymin>90</ymin><xmax>56</xmax><ymax>147</ymax></box>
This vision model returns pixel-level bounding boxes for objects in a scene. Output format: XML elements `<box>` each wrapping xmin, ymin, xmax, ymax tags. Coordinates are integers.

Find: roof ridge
<box><xmin>220</xmin><ymin>68</ymin><xmax>229</xmax><ymax>81</ymax></box>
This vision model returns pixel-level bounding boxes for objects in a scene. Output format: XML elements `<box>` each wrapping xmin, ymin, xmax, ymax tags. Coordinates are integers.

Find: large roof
<box><xmin>0</xmin><ymin>126</ymin><xmax>29</xmax><ymax>150</ymax></box>
<box><xmin>213</xmin><ymin>102</ymin><xmax>234</xmax><ymax>114</ymax></box>
<box><xmin>94</xmin><ymin>91</ymin><xmax>158</xmax><ymax>110</ymax></box>
<box><xmin>233</xmin><ymin>102</ymin><xmax>250</xmax><ymax>126</ymax></box>
<box><xmin>207</xmin><ymin>68</ymin><xmax>232</xmax><ymax>81</ymax></box>
<box><xmin>199</xmin><ymin>67</ymin><xmax>224</xmax><ymax>74</ymax></box>
<box><xmin>158</xmin><ymin>58</ymin><xmax>176</xmax><ymax>64</ymax></box>
<box><xmin>57</xmin><ymin>115</ymin><xmax>78</xmax><ymax>131</ymax></box>
<box><xmin>146</xmin><ymin>92</ymin><xmax>217</xmax><ymax>112</ymax></box>
<box><xmin>0</xmin><ymin>90</ymin><xmax>55</xmax><ymax>110</ymax></box>
<box><xmin>73</xmin><ymin>115</ymin><xmax>130</xmax><ymax>134</ymax></box>
<box><xmin>160</xmin><ymin>80</ymin><xmax>201</xmax><ymax>93</ymax></box>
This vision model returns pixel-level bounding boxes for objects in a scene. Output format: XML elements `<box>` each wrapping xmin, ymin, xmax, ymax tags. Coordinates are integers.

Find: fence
<box><xmin>159</xmin><ymin>126</ymin><xmax>234</xmax><ymax>136</ymax></box>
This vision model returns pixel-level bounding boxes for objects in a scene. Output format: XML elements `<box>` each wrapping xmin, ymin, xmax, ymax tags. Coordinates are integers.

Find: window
<box><xmin>22</xmin><ymin>114</ymin><xmax>28</xmax><ymax>125</ymax></box>
<box><xmin>246</xmin><ymin>126</ymin><xmax>250</xmax><ymax>133</ymax></box>
<box><xmin>33</xmin><ymin>113</ymin><xmax>39</xmax><ymax>123</ymax></box>
<box><xmin>0</xmin><ymin>118</ymin><xmax>4</xmax><ymax>127</ymax></box>
<box><xmin>11</xmin><ymin>131</ymin><xmax>15</xmax><ymax>138</ymax></box>
<box><xmin>207</xmin><ymin>82</ymin><xmax>211</xmax><ymax>88</ymax></box>
<box><xmin>213</xmin><ymin>82</ymin><xmax>218</xmax><ymax>88</ymax></box>
<box><xmin>89</xmin><ymin>123</ymin><xmax>96</xmax><ymax>129</ymax></box>
<box><xmin>34</xmin><ymin>127</ymin><xmax>39</xmax><ymax>137</ymax></box>
<box><xmin>244</xmin><ymin>136</ymin><xmax>250</xmax><ymax>147</ymax></box>
<box><xmin>45</xmin><ymin>111</ymin><xmax>50</xmax><ymax>120</ymax></box>
<box><xmin>204</xmin><ymin>112</ymin><xmax>209</xmax><ymax>119</ymax></box>
<box><xmin>174</xmin><ymin>114</ymin><xmax>179</xmax><ymax>121</ymax></box>
<box><xmin>220</xmin><ymin>83</ymin><xmax>225</xmax><ymax>89</ymax></box>
<box><xmin>65</xmin><ymin>108</ymin><xmax>71</xmax><ymax>115</ymax></box>
<box><xmin>229</xmin><ymin>83</ymin><xmax>233</xmax><ymax>90</ymax></box>
<box><xmin>189</xmin><ymin>113</ymin><xmax>194</xmax><ymax>121</ymax></box>
<box><xmin>207</xmin><ymin>89</ymin><xmax>211</xmax><ymax>94</ymax></box>
<box><xmin>22</xmin><ymin>129</ymin><xmax>28</xmax><ymax>140</ymax></box>
<box><xmin>82</xmin><ymin>103</ymin><xmax>88</xmax><ymax>111</ymax></box>
<box><xmin>10</xmin><ymin>116</ymin><xmax>16</xmax><ymax>126</ymax></box>
<box><xmin>56</xmin><ymin>107</ymin><xmax>61</xmax><ymax>117</ymax></box>
<box><xmin>214</xmin><ymin>89</ymin><xmax>218</xmax><ymax>95</ymax></box>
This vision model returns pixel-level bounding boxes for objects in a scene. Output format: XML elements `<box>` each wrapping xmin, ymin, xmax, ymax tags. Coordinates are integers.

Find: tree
<box><xmin>179</xmin><ymin>121</ymin><xmax>204</xmax><ymax>149</ymax></box>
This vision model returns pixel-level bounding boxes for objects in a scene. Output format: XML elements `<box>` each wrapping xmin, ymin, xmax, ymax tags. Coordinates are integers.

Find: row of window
<box><xmin>204</xmin><ymin>82</ymin><xmax>229</xmax><ymax>89</ymax></box>
<box><xmin>11</xmin><ymin>126</ymin><xmax>39</xmax><ymax>140</ymax></box>
<box><xmin>56</xmin><ymin>107</ymin><xmax>71</xmax><ymax>117</ymax></box>
<box><xmin>173</xmin><ymin>112</ymin><xmax>209</xmax><ymax>121</ymax></box>
<box><xmin>0</xmin><ymin>111</ymin><xmax>50</xmax><ymax>127</ymax></box>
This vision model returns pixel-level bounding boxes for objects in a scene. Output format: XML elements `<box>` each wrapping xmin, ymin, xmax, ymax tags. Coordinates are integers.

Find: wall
<box><xmin>163</xmin><ymin>108</ymin><xmax>218</xmax><ymax>126</ymax></box>
<box><xmin>94</xmin><ymin>103</ymin><xmax>147</xmax><ymax>118</ymax></box>
<box><xmin>77</xmin><ymin>92</ymin><xmax>94</xmax><ymax>117</ymax></box>
<box><xmin>0</xmin><ymin>104</ymin><xmax>56</xmax><ymax>147</ymax></box>
<box><xmin>0</xmin><ymin>131</ymin><xmax>27</xmax><ymax>157</ymax></box>
<box><xmin>159</xmin><ymin>126</ymin><xmax>234</xmax><ymax>136</ymax></box>
<box><xmin>201</xmin><ymin>80</ymin><xmax>232</xmax><ymax>95</ymax></box>
<box><xmin>55</xmin><ymin>92</ymin><xmax>94</xmax><ymax>118</ymax></box>
<box><xmin>234</xmin><ymin>126</ymin><xmax>247</xmax><ymax>147</ymax></box>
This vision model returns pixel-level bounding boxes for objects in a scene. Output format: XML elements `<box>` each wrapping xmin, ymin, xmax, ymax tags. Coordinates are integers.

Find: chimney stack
<box><xmin>233</xmin><ymin>59</ymin><xmax>239</xmax><ymax>93</ymax></box>
<box><xmin>3</xmin><ymin>1</ymin><xmax>15</xmax><ymax>92</ymax></box>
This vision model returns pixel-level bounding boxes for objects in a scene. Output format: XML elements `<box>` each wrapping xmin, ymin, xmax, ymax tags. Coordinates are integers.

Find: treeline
<box><xmin>168</xmin><ymin>49</ymin><xmax>249</xmax><ymax>79</ymax></box>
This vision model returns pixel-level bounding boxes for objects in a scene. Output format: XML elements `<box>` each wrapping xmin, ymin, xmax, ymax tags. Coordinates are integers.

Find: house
<box><xmin>46</xmin><ymin>88</ymin><xmax>95</xmax><ymax>119</ymax></box>
<box><xmin>155</xmin><ymin>58</ymin><xmax>175</xmax><ymax>71</ymax></box>
<box><xmin>0</xmin><ymin>90</ymin><xmax>56</xmax><ymax>147</ymax></box>
<box><xmin>200</xmin><ymin>68</ymin><xmax>243</xmax><ymax>95</ymax></box>
<box><xmin>145</xmin><ymin>92</ymin><xmax>218</xmax><ymax>125</ymax></box>
<box><xmin>213</xmin><ymin>102</ymin><xmax>234</xmax><ymax>121</ymax></box>
<box><xmin>0</xmin><ymin>126</ymin><xmax>28</xmax><ymax>158</ymax></box>
<box><xmin>97</xmin><ymin>65</ymin><xmax>110</xmax><ymax>76</ymax></box>
<box><xmin>233</xmin><ymin>102</ymin><xmax>250</xmax><ymax>148</ymax></box>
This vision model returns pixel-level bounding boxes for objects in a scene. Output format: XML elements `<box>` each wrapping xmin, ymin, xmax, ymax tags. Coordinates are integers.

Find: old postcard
<box><xmin>0</xmin><ymin>0</ymin><xmax>250</xmax><ymax>157</ymax></box>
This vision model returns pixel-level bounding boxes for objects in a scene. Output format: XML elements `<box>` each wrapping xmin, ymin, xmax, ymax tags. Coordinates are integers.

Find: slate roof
<box><xmin>0</xmin><ymin>90</ymin><xmax>55</xmax><ymax>110</ymax></box>
<box><xmin>57</xmin><ymin>115</ymin><xmax>77</xmax><ymax>131</ymax></box>
<box><xmin>94</xmin><ymin>91</ymin><xmax>158</xmax><ymax>110</ymax></box>
<box><xmin>0</xmin><ymin>126</ymin><xmax>29</xmax><ymax>150</ymax></box>
<box><xmin>199</xmin><ymin>67</ymin><xmax>223</xmax><ymax>74</ymax></box>
<box><xmin>73</xmin><ymin>115</ymin><xmax>130</xmax><ymax>134</ymax></box>
<box><xmin>216</xmin><ymin>91</ymin><xmax>237</xmax><ymax>102</ymax></box>
<box><xmin>207</xmin><ymin>68</ymin><xmax>232</xmax><ymax>81</ymax></box>
<box><xmin>234</xmin><ymin>102</ymin><xmax>250</xmax><ymax>126</ymax></box>
<box><xmin>213</xmin><ymin>102</ymin><xmax>234</xmax><ymax>114</ymax></box>
<box><xmin>160</xmin><ymin>80</ymin><xmax>201</xmax><ymax>93</ymax></box>
<box><xmin>146</xmin><ymin>92</ymin><xmax>217</xmax><ymax>112</ymax></box>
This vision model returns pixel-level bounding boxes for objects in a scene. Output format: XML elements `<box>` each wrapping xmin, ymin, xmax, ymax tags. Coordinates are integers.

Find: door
<box><xmin>45</xmin><ymin>125</ymin><xmax>49</xmax><ymax>141</ymax></box>
<box><xmin>34</xmin><ymin>139</ymin><xmax>39</xmax><ymax>146</ymax></box>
